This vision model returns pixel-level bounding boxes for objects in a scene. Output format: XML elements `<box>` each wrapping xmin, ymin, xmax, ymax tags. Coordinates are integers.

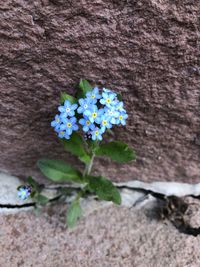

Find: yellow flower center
<box><xmin>56</xmin><ymin>118</ymin><xmax>60</xmax><ymax>123</ymax></box>
<box><xmin>92</xmin><ymin>112</ymin><xmax>97</xmax><ymax>118</ymax></box>
<box><xmin>67</xmin><ymin>123</ymin><xmax>72</xmax><ymax>128</ymax></box>
<box><xmin>119</xmin><ymin>115</ymin><xmax>123</xmax><ymax>120</ymax></box>
<box><xmin>86</xmin><ymin>120</ymin><xmax>90</xmax><ymax>125</ymax></box>
<box><xmin>102</xmin><ymin>120</ymin><xmax>107</xmax><ymax>126</ymax></box>
<box><xmin>95</xmin><ymin>131</ymin><xmax>99</xmax><ymax>135</ymax></box>
<box><xmin>91</xmin><ymin>95</ymin><xmax>95</xmax><ymax>99</ymax></box>
<box><xmin>60</xmin><ymin>131</ymin><xmax>65</xmax><ymax>135</ymax></box>
<box><xmin>106</xmin><ymin>99</ymin><xmax>111</xmax><ymax>103</ymax></box>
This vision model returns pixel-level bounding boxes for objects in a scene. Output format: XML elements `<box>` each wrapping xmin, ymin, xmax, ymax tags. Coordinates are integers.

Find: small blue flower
<box><xmin>91</xmin><ymin>127</ymin><xmax>104</xmax><ymax>141</ymax></box>
<box><xmin>84</xmin><ymin>105</ymin><xmax>104</xmax><ymax>123</ymax></box>
<box><xmin>57</xmin><ymin>130</ymin><xmax>70</xmax><ymax>139</ymax></box>
<box><xmin>99</xmin><ymin>115</ymin><xmax>112</xmax><ymax>132</ymax></box>
<box><xmin>100</xmin><ymin>91</ymin><xmax>117</xmax><ymax>107</ymax></box>
<box><xmin>86</xmin><ymin>87</ymin><xmax>101</xmax><ymax>104</ymax></box>
<box><xmin>115</xmin><ymin>101</ymin><xmax>126</xmax><ymax>112</ymax></box>
<box><xmin>60</xmin><ymin>117</ymin><xmax>79</xmax><ymax>136</ymax></box>
<box><xmin>103</xmin><ymin>88</ymin><xmax>112</xmax><ymax>93</ymax></box>
<box><xmin>79</xmin><ymin>117</ymin><xmax>95</xmax><ymax>132</ymax></box>
<box><xmin>115</xmin><ymin>112</ymin><xmax>128</xmax><ymax>126</ymax></box>
<box><xmin>104</xmin><ymin>106</ymin><xmax>120</xmax><ymax>124</ymax></box>
<box><xmin>58</xmin><ymin>100</ymin><xmax>78</xmax><ymax>117</ymax></box>
<box><xmin>77</xmin><ymin>98</ymin><xmax>93</xmax><ymax>114</ymax></box>
<box><xmin>17</xmin><ymin>185</ymin><xmax>32</xmax><ymax>200</ymax></box>
<box><xmin>51</xmin><ymin>114</ymin><xmax>62</xmax><ymax>131</ymax></box>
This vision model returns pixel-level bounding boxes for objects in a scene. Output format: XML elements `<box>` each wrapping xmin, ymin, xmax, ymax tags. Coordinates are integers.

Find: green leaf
<box><xmin>87</xmin><ymin>139</ymin><xmax>99</xmax><ymax>153</ymax></box>
<box><xmin>95</xmin><ymin>141</ymin><xmax>136</xmax><ymax>163</ymax></box>
<box><xmin>107</xmin><ymin>129</ymin><xmax>115</xmax><ymax>136</ymax></box>
<box><xmin>66</xmin><ymin>200</ymin><xmax>82</xmax><ymax>228</ymax></box>
<box><xmin>34</xmin><ymin>206</ymin><xmax>42</xmax><ymax>216</ymax></box>
<box><xmin>87</xmin><ymin>176</ymin><xmax>121</xmax><ymax>205</ymax></box>
<box><xmin>37</xmin><ymin>159</ymin><xmax>83</xmax><ymax>183</ymax></box>
<box><xmin>60</xmin><ymin>187</ymin><xmax>75</xmax><ymax>195</ymax></box>
<box><xmin>60</xmin><ymin>92</ymin><xmax>77</xmax><ymax>104</ymax></box>
<box><xmin>35</xmin><ymin>194</ymin><xmax>49</xmax><ymax>206</ymax></box>
<box><xmin>27</xmin><ymin>176</ymin><xmax>43</xmax><ymax>196</ymax></box>
<box><xmin>117</xmin><ymin>93</ymin><xmax>122</xmax><ymax>101</ymax></box>
<box><xmin>77</xmin><ymin>79</ymin><xmax>93</xmax><ymax>98</ymax></box>
<box><xmin>27</xmin><ymin>176</ymin><xmax>40</xmax><ymax>191</ymax></box>
<box><xmin>62</xmin><ymin>132</ymin><xmax>91</xmax><ymax>164</ymax></box>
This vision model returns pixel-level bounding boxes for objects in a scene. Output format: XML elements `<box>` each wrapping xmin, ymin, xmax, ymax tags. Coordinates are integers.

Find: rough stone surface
<box><xmin>0</xmin><ymin>172</ymin><xmax>32</xmax><ymax>208</ymax></box>
<box><xmin>0</xmin><ymin>0</ymin><xmax>200</xmax><ymax>183</ymax></box>
<box><xmin>1</xmin><ymin>204</ymin><xmax>200</xmax><ymax>267</ymax></box>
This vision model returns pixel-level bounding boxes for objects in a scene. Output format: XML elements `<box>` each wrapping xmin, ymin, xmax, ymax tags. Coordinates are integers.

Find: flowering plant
<box><xmin>17</xmin><ymin>80</ymin><xmax>135</xmax><ymax>227</ymax></box>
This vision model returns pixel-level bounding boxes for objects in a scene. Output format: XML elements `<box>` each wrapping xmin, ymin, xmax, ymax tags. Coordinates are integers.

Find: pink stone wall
<box><xmin>0</xmin><ymin>0</ymin><xmax>200</xmax><ymax>183</ymax></box>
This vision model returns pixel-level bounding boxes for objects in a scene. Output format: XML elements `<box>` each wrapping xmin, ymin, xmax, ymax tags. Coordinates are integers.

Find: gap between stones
<box><xmin>1</xmin><ymin>184</ymin><xmax>200</xmax><ymax>237</ymax></box>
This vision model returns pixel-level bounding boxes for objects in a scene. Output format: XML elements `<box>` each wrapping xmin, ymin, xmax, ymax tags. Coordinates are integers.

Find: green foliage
<box><xmin>37</xmin><ymin>159</ymin><xmax>83</xmax><ymax>183</ymax></box>
<box><xmin>35</xmin><ymin>194</ymin><xmax>49</xmax><ymax>206</ymax></box>
<box><xmin>34</xmin><ymin>206</ymin><xmax>42</xmax><ymax>216</ymax></box>
<box><xmin>26</xmin><ymin>176</ymin><xmax>43</xmax><ymax>197</ymax></box>
<box><xmin>60</xmin><ymin>187</ymin><xmax>75</xmax><ymax>195</ymax></box>
<box><xmin>26</xmin><ymin>79</ymin><xmax>138</xmax><ymax>227</ymax></box>
<box><xmin>86</xmin><ymin>139</ymin><xmax>100</xmax><ymax>154</ymax></box>
<box><xmin>62</xmin><ymin>132</ymin><xmax>91</xmax><ymax>164</ymax></box>
<box><xmin>96</xmin><ymin>141</ymin><xmax>136</xmax><ymax>163</ymax></box>
<box><xmin>60</xmin><ymin>92</ymin><xmax>77</xmax><ymax>104</ymax></box>
<box><xmin>86</xmin><ymin>175</ymin><xmax>121</xmax><ymax>205</ymax></box>
<box><xmin>27</xmin><ymin>176</ymin><xmax>40</xmax><ymax>191</ymax></box>
<box><xmin>117</xmin><ymin>92</ymin><xmax>122</xmax><ymax>101</ymax></box>
<box><xmin>66</xmin><ymin>200</ymin><xmax>82</xmax><ymax>228</ymax></box>
<box><xmin>77</xmin><ymin>79</ymin><xmax>93</xmax><ymax>98</ymax></box>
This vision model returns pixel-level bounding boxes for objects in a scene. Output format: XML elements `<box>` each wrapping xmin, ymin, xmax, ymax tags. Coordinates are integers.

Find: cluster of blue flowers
<box><xmin>51</xmin><ymin>87</ymin><xmax>128</xmax><ymax>141</ymax></box>
<box><xmin>51</xmin><ymin>101</ymin><xmax>79</xmax><ymax>139</ymax></box>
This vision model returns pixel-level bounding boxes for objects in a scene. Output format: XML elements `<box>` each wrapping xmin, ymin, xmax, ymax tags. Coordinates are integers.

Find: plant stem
<box><xmin>75</xmin><ymin>190</ymin><xmax>82</xmax><ymax>201</ymax></box>
<box><xmin>83</xmin><ymin>154</ymin><xmax>95</xmax><ymax>177</ymax></box>
<box><xmin>87</xmin><ymin>154</ymin><xmax>95</xmax><ymax>175</ymax></box>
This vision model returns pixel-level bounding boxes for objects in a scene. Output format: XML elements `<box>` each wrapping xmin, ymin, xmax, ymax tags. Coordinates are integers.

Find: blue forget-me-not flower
<box><xmin>116</xmin><ymin>101</ymin><xmax>126</xmax><ymax>113</ymax></box>
<box><xmin>77</xmin><ymin>98</ymin><xmax>92</xmax><ymax>114</ymax></box>
<box><xmin>100</xmin><ymin>91</ymin><xmax>117</xmax><ymax>107</ymax></box>
<box><xmin>17</xmin><ymin>185</ymin><xmax>32</xmax><ymax>200</ymax></box>
<box><xmin>104</xmin><ymin>106</ymin><xmax>120</xmax><ymax>124</ymax></box>
<box><xmin>99</xmin><ymin>115</ymin><xmax>112</xmax><ymax>132</ymax></box>
<box><xmin>115</xmin><ymin>112</ymin><xmax>128</xmax><ymax>126</ymax></box>
<box><xmin>51</xmin><ymin>114</ymin><xmax>62</xmax><ymax>131</ymax></box>
<box><xmin>60</xmin><ymin>117</ymin><xmax>79</xmax><ymax>136</ymax></box>
<box><xmin>79</xmin><ymin>117</ymin><xmax>95</xmax><ymax>132</ymax></box>
<box><xmin>84</xmin><ymin>105</ymin><xmax>104</xmax><ymax>123</ymax></box>
<box><xmin>58</xmin><ymin>130</ymin><xmax>69</xmax><ymax>139</ymax></box>
<box><xmin>86</xmin><ymin>87</ymin><xmax>101</xmax><ymax>104</ymax></box>
<box><xmin>91</xmin><ymin>127</ymin><xmax>104</xmax><ymax>141</ymax></box>
<box><xmin>103</xmin><ymin>88</ymin><xmax>111</xmax><ymax>93</ymax></box>
<box><xmin>51</xmin><ymin>99</ymin><xmax>79</xmax><ymax>140</ymax></box>
<box><xmin>59</xmin><ymin>100</ymin><xmax>78</xmax><ymax>117</ymax></box>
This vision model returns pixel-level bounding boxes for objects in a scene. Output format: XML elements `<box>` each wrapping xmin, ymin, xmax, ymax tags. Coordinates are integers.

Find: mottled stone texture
<box><xmin>0</xmin><ymin>0</ymin><xmax>200</xmax><ymax>183</ymax></box>
<box><xmin>1</xmin><ymin>205</ymin><xmax>200</xmax><ymax>267</ymax></box>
